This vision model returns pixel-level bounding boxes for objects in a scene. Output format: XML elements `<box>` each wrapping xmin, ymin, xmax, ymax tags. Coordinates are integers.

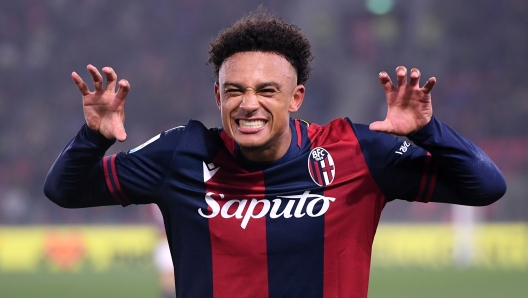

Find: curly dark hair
<box><xmin>207</xmin><ymin>7</ymin><xmax>314</xmax><ymax>85</ymax></box>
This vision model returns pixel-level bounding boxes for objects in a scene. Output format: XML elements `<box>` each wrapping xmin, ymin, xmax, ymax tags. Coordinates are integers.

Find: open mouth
<box><xmin>237</xmin><ymin>119</ymin><xmax>267</xmax><ymax>129</ymax></box>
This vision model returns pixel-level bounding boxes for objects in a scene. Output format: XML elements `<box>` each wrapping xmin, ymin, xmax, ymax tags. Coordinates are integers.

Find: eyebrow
<box><xmin>223</xmin><ymin>82</ymin><xmax>282</xmax><ymax>90</ymax></box>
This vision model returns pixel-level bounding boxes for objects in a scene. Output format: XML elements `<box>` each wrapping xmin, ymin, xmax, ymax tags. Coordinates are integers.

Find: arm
<box><xmin>353</xmin><ymin>118</ymin><xmax>506</xmax><ymax>206</ymax></box>
<box><xmin>362</xmin><ymin>66</ymin><xmax>506</xmax><ymax>205</ymax></box>
<box><xmin>407</xmin><ymin>116</ymin><xmax>506</xmax><ymax>205</ymax></box>
<box><xmin>44</xmin><ymin>124</ymin><xmax>182</xmax><ymax>208</ymax></box>
<box><xmin>44</xmin><ymin>125</ymin><xmax>119</xmax><ymax>208</ymax></box>
<box><xmin>44</xmin><ymin>65</ymin><xmax>130</xmax><ymax>208</ymax></box>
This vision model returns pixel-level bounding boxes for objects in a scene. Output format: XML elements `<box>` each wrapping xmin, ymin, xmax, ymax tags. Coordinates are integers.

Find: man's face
<box><xmin>215</xmin><ymin>52</ymin><xmax>305</xmax><ymax>162</ymax></box>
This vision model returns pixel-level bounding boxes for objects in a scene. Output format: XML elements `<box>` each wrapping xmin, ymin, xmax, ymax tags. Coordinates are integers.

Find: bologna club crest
<box><xmin>308</xmin><ymin>147</ymin><xmax>335</xmax><ymax>186</ymax></box>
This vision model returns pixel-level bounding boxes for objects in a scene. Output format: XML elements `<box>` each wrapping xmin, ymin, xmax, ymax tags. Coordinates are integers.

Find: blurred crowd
<box><xmin>0</xmin><ymin>0</ymin><xmax>527</xmax><ymax>225</ymax></box>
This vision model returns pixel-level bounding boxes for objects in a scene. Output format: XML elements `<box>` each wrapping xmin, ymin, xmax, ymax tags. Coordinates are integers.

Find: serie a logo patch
<box><xmin>308</xmin><ymin>147</ymin><xmax>335</xmax><ymax>186</ymax></box>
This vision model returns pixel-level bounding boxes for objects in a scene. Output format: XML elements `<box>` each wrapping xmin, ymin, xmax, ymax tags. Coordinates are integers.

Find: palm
<box><xmin>370</xmin><ymin>67</ymin><xmax>435</xmax><ymax>136</ymax></box>
<box><xmin>72</xmin><ymin>65</ymin><xmax>130</xmax><ymax>141</ymax></box>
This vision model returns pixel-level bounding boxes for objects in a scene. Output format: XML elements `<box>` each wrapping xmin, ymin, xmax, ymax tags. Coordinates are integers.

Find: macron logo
<box><xmin>203</xmin><ymin>162</ymin><xmax>220</xmax><ymax>182</ymax></box>
<box><xmin>395</xmin><ymin>141</ymin><xmax>411</xmax><ymax>155</ymax></box>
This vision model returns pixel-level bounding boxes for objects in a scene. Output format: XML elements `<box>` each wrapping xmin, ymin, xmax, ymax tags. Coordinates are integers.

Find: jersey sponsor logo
<box><xmin>197</xmin><ymin>191</ymin><xmax>336</xmax><ymax>229</ymax></box>
<box><xmin>395</xmin><ymin>141</ymin><xmax>411</xmax><ymax>155</ymax></box>
<box><xmin>308</xmin><ymin>147</ymin><xmax>335</xmax><ymax>186</ymax></box>
<box><xmin>203</xmin><ymin>162</ymin><xmax>220</xmax><ymax>182</ymax></box>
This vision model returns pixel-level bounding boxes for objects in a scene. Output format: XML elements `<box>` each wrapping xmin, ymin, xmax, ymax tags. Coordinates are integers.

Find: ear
<box><xmin>288</xmin><ymin>85</ymin><xmax>305</xmax><ymax>113</ymax></box>
<box><xmin>214</xmin><ymin>82</ymin><xmax>221</xmax><ymax>110</ymax></box>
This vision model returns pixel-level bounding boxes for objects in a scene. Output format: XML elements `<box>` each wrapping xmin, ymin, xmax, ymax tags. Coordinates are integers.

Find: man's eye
<box><xmin>225</xmin><ymin>89</ymin><xmax>243</xmax><ymax>96</ymax></box>
<box><xmin>259</xmin><ymin>89</ymin><xmax>277</xmax><ymax>96</ymax></box>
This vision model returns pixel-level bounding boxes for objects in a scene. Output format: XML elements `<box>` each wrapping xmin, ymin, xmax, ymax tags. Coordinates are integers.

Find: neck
<box><xmin>239</xmin><ymin>127</ymin><xmax>292</xmax><ymax>162</ymax></box>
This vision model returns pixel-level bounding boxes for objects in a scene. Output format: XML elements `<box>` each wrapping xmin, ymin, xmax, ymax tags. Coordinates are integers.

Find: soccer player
<box><xmin>44</xmin><ymin>9</ymin><xmax>506</xmax><ymax>298</ymax></box>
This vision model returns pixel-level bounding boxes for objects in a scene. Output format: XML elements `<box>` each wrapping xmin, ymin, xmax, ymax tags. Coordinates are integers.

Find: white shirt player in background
<box><xmin>150</xmin><ymin>204</ymin><xmax>176</xmax><ymax>298</ymax></box>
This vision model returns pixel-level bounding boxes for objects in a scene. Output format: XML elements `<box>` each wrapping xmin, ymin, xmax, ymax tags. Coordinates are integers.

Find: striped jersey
<box><xmin>44</xmin><ymin>116</ymin><xmax>506</xmax><ymax>298</ymax></box>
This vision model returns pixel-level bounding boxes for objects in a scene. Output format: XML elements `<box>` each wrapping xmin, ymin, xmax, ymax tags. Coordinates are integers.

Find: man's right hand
<box><xmin>72</xmin><ymin>65</ymin><xmax>130</xmax><ymax>141</ymax></box>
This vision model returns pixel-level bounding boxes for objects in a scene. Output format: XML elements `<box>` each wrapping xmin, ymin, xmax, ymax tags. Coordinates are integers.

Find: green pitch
<box><xmin>0</xmin><ymin>267</ymin><xmax>527</xmax><ymax>297</ymax></box>
<box><xmin>369</xmin><ymin>268</ymin><xmax>528</xmax><ymax>298</ymax></box>
<box><xmin>0</xmin><ymin>268</ymin><xmax>159</xmax><ymax>298</ymax></box>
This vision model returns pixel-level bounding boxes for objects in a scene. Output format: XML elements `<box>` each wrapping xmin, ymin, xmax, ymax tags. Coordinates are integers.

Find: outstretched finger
<box><xmin>378</xmin><ymin>71</ymin><xmax>394</xmax><ymax>94</ymax></box>
<box><xmin>114</xmin><ymin>122</ymin><xmax>127</xmax><ymax>142</ymax></box>
<box><xmin>409</xmin><ymin>68</ymin><xmax>420</xmax><ymax>87</ymax></box>
<box><xmin>396</xmin><ymin>66</ymin><xmax>407</xmax><ymax>87</ymax></box>
<box><xmin>421</xmin><ymin>77</ymin><xmax>436</xmax><ymax>94</ymax></box>
<box><xmin>71</xmin><ymin>72</ymin><xmax>90</xmax><ymax>96</ymax></box>
<box><xmin>87</xmin><ymin>64</ymin><xmax>104</xmax><ymax>91</ymax></box>
<box><xmin>116</xmin><ymin>79</ymin><xmax>130</xmax><ymax>100</ymax></box>
<box><xmin>369</xmin><ymin>120</ymin><xmax>393</xmax><ymax>133</ymax></box>
<box><xmin>103</xmin><ymin>67</ymin><xmax>117</xmax><ymax>93</ymax></box>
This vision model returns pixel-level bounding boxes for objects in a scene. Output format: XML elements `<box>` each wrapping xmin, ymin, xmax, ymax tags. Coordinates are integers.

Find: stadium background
<box><xmin>0</xmin><ymin>0</ymin><xmax>527</xmax><ymax>297</ymax></box>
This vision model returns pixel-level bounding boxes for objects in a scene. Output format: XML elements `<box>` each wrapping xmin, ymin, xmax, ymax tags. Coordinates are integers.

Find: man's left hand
<box><xmin>369</xmin><ymin>66</ymin><xmax>436</xmax><ymax>136</ymax></box>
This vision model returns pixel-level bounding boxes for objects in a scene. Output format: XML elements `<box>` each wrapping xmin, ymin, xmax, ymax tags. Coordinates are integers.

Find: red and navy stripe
<box><xmin>415</xmin><ymin>152</ymin><xmax>438</xmax><ymax>203</ymax></box>
<box><xmin>199</xmin><ymin>119</ymin><xmax>382</xmax><ymax>297</ymax></box>
<box><xmin>102</xmin><ymin>155</ymin><xmax>131</xmax><ymax>206</ymax></box>
<box><xmin>263</xmin><ymin>133</ymin><xmax>325</xmax><ymax>298</ymax></box>
<box><xmin>308</xmin><ymin>119</ymin><xmax>385</xmax><ymax>297</ymax></box>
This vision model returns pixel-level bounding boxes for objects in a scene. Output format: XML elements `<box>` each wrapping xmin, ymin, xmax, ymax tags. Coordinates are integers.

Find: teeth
<box><xmin>239</xmin><ymin>119</ymin><xmax>266</xmax><ymax>128</ymax></box>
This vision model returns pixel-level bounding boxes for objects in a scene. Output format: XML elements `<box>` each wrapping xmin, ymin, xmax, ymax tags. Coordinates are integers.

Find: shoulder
<box><xmin>316</xmin><ymin>118</ymin><xmax>408</xmax><ymax>161</ymax></box>
<box><xmin>344</xmin><ymin>118</ymin><xmax>403</xmax><ymax>149</ymax></box>
<box><xmin>126</xmin><ymin>120</ymin><xmax>223</xmax><ymax>155</ymax></box>
<box><xmin>301</xmin><ymin>118</ymin><xmax>356</xmax><ymax>140</ymax></box>
<box><xmin>304</xmin><ymin>118</ymin><xmax>387</xmax><ymax>146</ymax></box>
<box><xmin>345</xmin><ymin>120</ymin><xmax>423</xmax><ymax>169</ymax></box>
<box><xmin>127</xmin><ymin>125</ymin><xmax>186</xmax><ymax>155</ymax></box>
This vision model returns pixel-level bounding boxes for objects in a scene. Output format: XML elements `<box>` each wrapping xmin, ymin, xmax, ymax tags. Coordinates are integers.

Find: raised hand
<box><xmin>72</xmin><ymin>65</ymin><xmax>130</xmax><ymax>141</ymax></box>
<box><xmin>369</xmin><ymin>66</ymin><xmax>436</xmax><ymax>136</ymax></box>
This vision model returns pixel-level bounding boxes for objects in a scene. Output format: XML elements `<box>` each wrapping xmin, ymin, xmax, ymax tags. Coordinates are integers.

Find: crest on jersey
<box><xmin>308</xmin><ymin>147</ymin><xmax>335</xmax><ymax>186</ymax></box>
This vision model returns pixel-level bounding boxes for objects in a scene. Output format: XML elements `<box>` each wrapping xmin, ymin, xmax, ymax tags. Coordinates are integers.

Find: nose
<box><xmin>239</xmin><ymin>89</ymin><xmax>259</xmax><ymax>113</ymax></box>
